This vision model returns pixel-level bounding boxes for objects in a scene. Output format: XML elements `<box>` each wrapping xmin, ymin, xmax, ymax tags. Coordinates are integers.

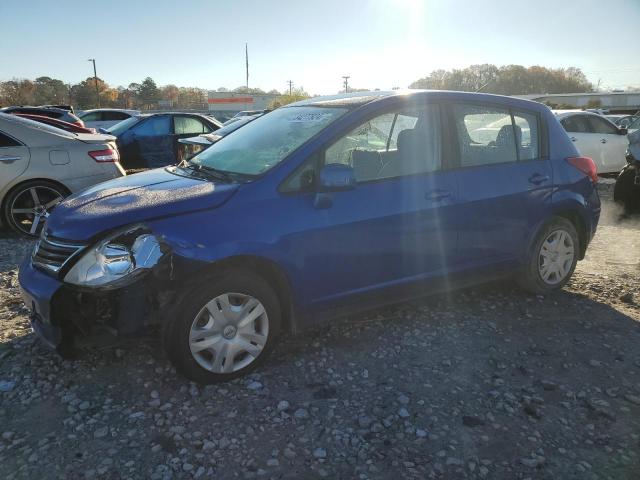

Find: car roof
<box><xmin>553</xmin><ymin>110</ymin><xmax>606</xmax><ymax>119</ymax></box>
<box><xmin>287</xmin><ymin>90</ymin><xmax>549</xmax><ymax>112</ymax></box>
<box><xmin>80</xmin><ymin>108</ymin><xmax>140</xmax><ymax>114</ymax></box>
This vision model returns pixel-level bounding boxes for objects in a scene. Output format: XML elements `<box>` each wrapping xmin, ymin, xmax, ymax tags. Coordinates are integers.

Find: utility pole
<box><xmin>342</xmin><ymin>76</ymin><xmax>350</xmax><ymax>94</ymax></box>
<box><xmin>87</xmin><ymin>58</ymin><xmax>100</xmax><ymax>108</ymax></box>
<box><xmin>287</xmin><ymin>80</ymin><xmax>293</xmax><ymax>95</ymax></box>
<box><xmin>245</xmin><ymin>44</ymin><xmax>249</xmax><ymax>92</ymax></box>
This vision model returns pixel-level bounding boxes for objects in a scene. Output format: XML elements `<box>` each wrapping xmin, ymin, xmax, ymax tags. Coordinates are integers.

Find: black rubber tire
<box><xmin>2</xmin><ymin>180</ymin><xmax>69</xmax><ymax>237</ymax></box>
<box><xmin>614</xmin><ymin>168</ymin><xmax>640</xmax><ymax>213</ymax></box>
<box><xmin>163</xmin><ymin>270</ymin><xmax>281</xmax><ymax>384</ymax></box>
<box><xmin>517</xmin><ymin>217</ymin><xmax>580</xmax><ymax>294</ymax></box>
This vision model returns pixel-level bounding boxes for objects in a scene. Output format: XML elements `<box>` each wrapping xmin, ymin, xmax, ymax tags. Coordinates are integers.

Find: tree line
<box><xmin>1</xmin><ymin>64</ymin><xmax>596</xmax><ymax>111</ymax></box>
<box><xmin>0</xmin><ymin>76</ymin><xmax>296</xmax><ymax>110</ymax></box>
<box><xmin>409</xmin><ymin>64</ymin><xmax>593</xmax><ymax>95</ymax></box>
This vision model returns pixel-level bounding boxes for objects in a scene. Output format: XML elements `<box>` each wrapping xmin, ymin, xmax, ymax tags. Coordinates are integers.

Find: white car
<box><xmin>0</xmin><ymin>113</ymin><xmax>125</xmax><ymax>236</ymax></box>
<box><xmin>77</xmin><ymin>109</ymin><xmax>140</xmax><ymax>130</ymax></box>
<box><xmin>554</xmin><ymin>111</ymin><xmax>628</xmax><ymax>174</ymax></box>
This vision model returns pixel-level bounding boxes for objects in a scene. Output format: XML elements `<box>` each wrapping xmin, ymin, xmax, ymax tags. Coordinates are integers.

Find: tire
<box><xmin>517</xmin><ymin>217</ymin><xmax>579</xmax><ymax>294</ymax></box>
<box><xmin>2</xmin><ymin>180</ymin><xmax>68</xmax><ymax>237</ymax></box>
<box><xmin>163</xmin><ymin>270</ymin><xmax>281</xmax><ymax>384</ymax></box>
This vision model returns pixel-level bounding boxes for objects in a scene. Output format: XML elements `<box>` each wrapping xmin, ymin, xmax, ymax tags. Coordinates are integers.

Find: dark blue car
<box><xmin>107</xmin><ymin>112</ymin><xmax>222</xmax><ymax>169</ymax></box>
<box><xmin>19</xmin><ymin>91</ymin><xmax>600</xmax><ymax>383</ymax></box>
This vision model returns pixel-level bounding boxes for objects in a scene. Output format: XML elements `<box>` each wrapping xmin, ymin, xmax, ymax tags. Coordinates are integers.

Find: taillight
<box><xmin>566</xmin><ymin>156</ymin><xmax>598</xmax><ymax>183</ymax></box>
<box><xmin>89</xmin><ymin>148</ymin><xmax>119</xmax><ymax>163</ymax></box>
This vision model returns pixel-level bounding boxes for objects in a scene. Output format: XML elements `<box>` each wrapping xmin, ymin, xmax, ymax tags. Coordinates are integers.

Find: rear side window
<box><xmin>512</xmin><ymin>111</ymin><xmax>539</xmax><ymax>161</ymax></box>
<box><xmin>132</xmin><ymin>116</ymin><xmax>171</xmax><ymax>136</ymax></box>
<box><xmin>80</xmin><ymin>112</ymin><xmax>101</xmax><ymax>122</ymax></box>
<box><xmin>102</xmin><ymin>111</ymin><xmax>130</xmax><ymax>121</ymax></box>
<box><xmin>561</xmin><ymin>115</ymin><xmax>591</xmax><ymax>133</ymax></box>
<box><xmin>174</xmin><ymin>116</ymin><xmax>211</xmax><ymax>135</ymax></box>
<box><xmin>453</xmin><ymin>105</ymin><xmax>516</xmax><ymax>166</ymax></box>
<box><xmin>0</xmin><ymin>131</ymin><xmax>21</xmax><ymax>147</ymax></box>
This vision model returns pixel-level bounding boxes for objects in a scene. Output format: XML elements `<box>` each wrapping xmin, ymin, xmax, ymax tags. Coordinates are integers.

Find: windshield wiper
<box><xmin>179</xmin><ymin>162</ymin><xmax>236</xmax><ymax>183</ymax></box>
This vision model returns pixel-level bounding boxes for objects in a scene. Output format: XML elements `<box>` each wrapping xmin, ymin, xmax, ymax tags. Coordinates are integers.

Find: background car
<box><xmin>15</xmin><ymin>114</ymin><xmax>96</xmax><ymax>134</ymax></box>
<box><xmin>605</xmin><ymin>114</ymin><xmax>637</xmax><ymax>128</ymax></box>
<box><xmin>177</xmin><ymin>114</ymin><xmax>262</xmax><ymax>160</ymax></box>
<box><xmin>1</xmin><ymin>106</ymin><xmax>84</xmax><ymax>127</ymax></box>
<box><xmin>229</xmin><ymin>109</ymin><xmax>270</xmax><ymax>121</ymax></box>
<box><xmin>0</xmin><ymin>113</ymin><xmax>125</xmax><ymax>236</ymax></box>
<box><xmin>77</xmin><ymin>108</ymin><xmax>140</xmax><ymax>130</ymax></box>
<box><xmin>625</xmin><ymin>115</ymin><xmax>640</xmax><ymax>133</ymax></box>
<box><xmin>555</xmin><ymin>111</ymin><xmax>628</xmax><ymax>174</ymax></box>
<box><xmin>107</xmin><ymin>112</ymin><xmax>222</xmax><ymax>169</ymax></box>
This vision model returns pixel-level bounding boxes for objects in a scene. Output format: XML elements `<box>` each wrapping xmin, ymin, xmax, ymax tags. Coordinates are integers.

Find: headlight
<box><xmin>65</xmin><ymin>228</ymin><xmax>162</xmax><ymax>287</ymax></box>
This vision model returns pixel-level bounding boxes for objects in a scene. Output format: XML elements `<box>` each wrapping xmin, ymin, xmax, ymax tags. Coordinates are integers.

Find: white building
<box><xmin>207</xmin><ymin>91</ymin><xmax>280</xmax><ymax>120</ymax></box>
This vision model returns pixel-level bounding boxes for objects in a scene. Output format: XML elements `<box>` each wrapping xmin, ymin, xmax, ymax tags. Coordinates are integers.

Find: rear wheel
<box><xmin>163</xmin><ymin>270</ymin><xmax>281</xmax><ymax>384</ymax></box>
<box><xmin>517</xmin><ymin>217</ymin><xmax>579</xmax><ymax>294</ymax></box>
<box><xmin>2</xmin><ymin>180</ymin><xmax>67</xmax><ymax>237</ymax></box>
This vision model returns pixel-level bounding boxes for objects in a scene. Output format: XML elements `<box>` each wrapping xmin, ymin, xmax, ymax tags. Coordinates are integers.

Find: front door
<box><xmin>0</xmin><ymin>131</ymin><xmax>30</xmax><ymax>184</ymax></box>
<box><xmin>173</xmin><ymin>116</ymin><xmax>213</xmax><ymax>162</ymax></box>
<box><xmin>130</xmin><ymin>115</ymin><xmax>173</xmax><ymax>168</ymax></box>
<box><xmin>280</xmin><ymin>103</ymin><xmax>460</xmax><ymax>311</ymax></box>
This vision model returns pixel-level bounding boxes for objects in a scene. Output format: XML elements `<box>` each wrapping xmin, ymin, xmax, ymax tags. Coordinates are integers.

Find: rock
<box><xmin>357</xmin><ymin>415</ymin><xmax>373</xmax><ymax>428</ymax></box>
<box><xmin>624</xmin><ymin>394</ymin><xmax>640</xmax><ymax>405</ymax></box>
<box><xmin>589</xmin><ymin>359</ymin><xmax>602</xmax><ymax>367</ymax></box>
<box><xmin>150</xmin><ymin>390</ymin><xmax>159</xmax><ymax>399</ymax></box>
<box><xmin>0</xmin><ymin>380</ymin><xmax>15</xmax><ymax>392</ymax></box>
<box><xmin>277</xmin><ymin>400</ymin><xmax>290</xmax><ymax>411</ymax></box>
<box><xmin>313</xmin><ymin>447</ymin><xmax>327</xmax><ymax>459</ymax></box>
<box><xmin>114</xmin><ymin>349</ymin><xmax>125</xmax><ymax>359</ymax></box>
<box><xmin>370</xmin><ymin>422</ymin><xmax>384</xmax><ymax>433</ymax></box>
<box><xmin>446</xmin><ymin>457</ymin><xmax>463</xmax><ymax>466</ymax></box>
<box><xmin>266</xmin><ymin>458</ymin><xmax>279</xmax><ymax>467</ymax></box>
<box><xmin>416</xmin><ymin>429</ymin><xmax>428</xmax><ymax>438</ymax></box>
<box><xmin>619</xmin><ymin>292</ymin><xmax>634</xmax><ymax>304</ymax></box>
<box><xmin>294</xmin><ymin>408</ymin><xmax>309</xmax><ymax>420</ymax></box>
<box><xmin>462</xmin><ymin>415</ymin><xmax>485</xmax><ymax>427</ymax></box>
<box><xmin>94</xmin><ymin>427</ymin><xmax>109</xmax><ymax>439</ymax></box>
<box><xmin>521</xmin><ymin>458</ymin><xmax>540</xmax><ymax>468</ymax></box>
<box><xmin>79</xmin><ymin>401</ymin><xmax>91</xmax><ymax>411</ymax></box>
<box><xmin>284</xmin><ymin>447</ymin><xmax>296</xmax><ymax>459</ymax></box>
<box><xmin>541</xmin><ymin>380</ymin><xmax>558</xmax><ymax>391</ymax></box>
<box><xmin>398</xmin><ymin>394</ymin><xmax>410</xmax><ymax>405</ymax></box>
<box><xmin>247</xmin><ymin>381</ymin><xmax>263</xmax><ymax>391</ymax></box>
<box><xmin>218</xmin><ymin>437</ymin><xmax>231</xmax><ymax>449</ymax></box>
<box><xmin>182</xmin><ymin>463</ymin><xmax>193</xmax><ymax>472</ymax></box>
<box><xmin>398</xmin><ymin>408</ymin><xmax>410</xmax><ymax>418</ymax></box>
<box><xmin>523</xmin><ymin>403</ymin><xmax>542</xmax><ymax>419</ymax></box>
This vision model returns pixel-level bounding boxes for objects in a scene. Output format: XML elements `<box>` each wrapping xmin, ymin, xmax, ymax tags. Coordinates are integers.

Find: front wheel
<box><xmin>2</xmin><ymin>180</ymin><xmax>68</xmax><ymax>237</ymax></box>
<box><xmin>163</xmin><ymin>270</ymin><xmax>281</xmax><ymax>383</ymax></box>
<box><xmin>517</xmin><ymin>217</ymin><xmax>579</xmax><ymax>294</ymax></box>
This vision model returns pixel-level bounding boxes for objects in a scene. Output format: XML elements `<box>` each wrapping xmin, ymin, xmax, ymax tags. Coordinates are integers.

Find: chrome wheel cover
<box><xmin>189</xmin><ymin>292</ymin><xmax>269</xmax><ymax>374</ymax></box>
<box><xmin>538</xmin><ymin>229</ymin><xmax>575</xmax><ymax>285</ymax></box>
<box><xmin>9</xmin><ymin>186</ymin><xmax>63</xmax><ymax>236</ymax></box>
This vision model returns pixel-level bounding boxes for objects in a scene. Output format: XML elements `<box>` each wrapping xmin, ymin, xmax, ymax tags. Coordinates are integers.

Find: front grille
<box><xmin>32</xmin><ymin>233</ymin><xmax>85</xmax><ymax>274</ymax></box>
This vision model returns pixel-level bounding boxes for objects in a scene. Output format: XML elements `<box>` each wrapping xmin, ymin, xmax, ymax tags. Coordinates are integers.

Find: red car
<box><xmin>14</xmin><ymin>114</ymin><xmax>97</xmax><ymax>134</ymax></box>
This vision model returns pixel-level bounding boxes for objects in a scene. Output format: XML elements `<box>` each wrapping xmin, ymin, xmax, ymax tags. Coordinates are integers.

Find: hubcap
<box><xmin>538</xmin><ymin>229</ymin><xmax>575</xmax><ymax>285</ymax></box>
<box><xmin>189</xmin><ymin>292</ymin><xmax>269</xmax><ymax>374</ymax></box>
<box><xmin>9</xmin><ymin>186</ymin><xmax>64</xmax><ymax>236</ymax></box>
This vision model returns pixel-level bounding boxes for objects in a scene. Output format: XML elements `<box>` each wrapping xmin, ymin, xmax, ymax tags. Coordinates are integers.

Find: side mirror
<box><xmin>318</xmin><ymin>163</ymin><xmax>356</xmax><ymax>192</ymax></box>
<box><xmin>619</xmin><ymin>127</ymin><xmax>628</xmax><ymax>135</ymax></box>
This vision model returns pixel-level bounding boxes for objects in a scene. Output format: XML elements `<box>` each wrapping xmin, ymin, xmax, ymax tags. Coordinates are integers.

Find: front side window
<box><xmin>587</xmin><ymin>116</ymin><xmax>618</xmax><ymax>135</ymax></box>
<box><xmin>324</xmin><ymin>105</ymin><xmax>441</xmax><ymax>182</ymax></box>
<box><xmin>132</xmin><ymin>116</ymin><xmax>171</xmax><ymax>136</ymax></box>
<box><xmin>174</xmin><ymin>116</ymin><xmax>211</xmax><ymax>135</ymax></box>
<box><xmin>192</xmin><ymin>106</ymin><xmax>347</xmax><ymax>176</ymax></box>
<box><xmin>453</xmin><ymin>104</ymin><xmax>517</xmax><ymax>166</ymax></box>
<box><xmin>561</xmin><ymin>115</ymin><xmax>591</xmax><ymax>133</ymax></box>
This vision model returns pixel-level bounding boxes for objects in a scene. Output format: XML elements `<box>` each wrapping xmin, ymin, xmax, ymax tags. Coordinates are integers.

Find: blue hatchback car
<box><xmin>19</xmin><ymin>91</ymin><xmax>600</xmax><ymax>383</ymax></box>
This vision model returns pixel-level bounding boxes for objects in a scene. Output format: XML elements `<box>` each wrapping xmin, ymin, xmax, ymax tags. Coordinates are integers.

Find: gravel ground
<box><xmin>0</xmin><ymin>184</ymin><xmax>639</xmax><ymax>480</ymax></box>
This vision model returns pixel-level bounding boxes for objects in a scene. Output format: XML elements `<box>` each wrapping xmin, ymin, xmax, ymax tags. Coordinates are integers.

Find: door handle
<box><xmin>570</xmin><ymin>137</ymin><xmax>577</xmax><ymax>142</ymax></box>
<box><xmin>528</xmin><ymin>173</ymin><xmax>550</xmax><ymax>185</ymax></box>
<box><xmin>425</xmin><ymin>190</ymin><xmax>452</xmax><ymax>201</ymax></box>
<box><xmin>600</xmin><ymin>138</ymin><xmax>607</xmax><ymax>144</ymax></box>
<box><xmin>0</xmin><ymin>155</ymin><xmax>21</xmax><ymax>164</ymax></box>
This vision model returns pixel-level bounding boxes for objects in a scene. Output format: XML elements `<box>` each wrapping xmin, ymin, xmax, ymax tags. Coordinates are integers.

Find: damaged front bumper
<box><xmin>18</xmin><ymin>255</ymin><xmax>176</xmax><ymax>353</ymax></box>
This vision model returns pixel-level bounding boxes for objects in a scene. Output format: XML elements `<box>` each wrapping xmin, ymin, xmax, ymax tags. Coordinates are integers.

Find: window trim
<box><xmin>445</xmin><ymin>101</ymin><xmax>546</xmax><ymax>171</ymax></box>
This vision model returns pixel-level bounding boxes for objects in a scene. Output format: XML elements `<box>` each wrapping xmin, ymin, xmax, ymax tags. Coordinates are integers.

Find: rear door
<box><xmin>173</xmin><ymin>116</ymin><xmax>213</xmax><ymax>161</ymax></box>
<box><xmin>450</xmin><ymin>102</ymin><xmax>552</xmax><ymax>265</ymax></box>
<box><xmin>560</xmin><ymin>115</ymin><xmax>600</xmax><ymax>161</ymax></box>
<box><xmin>130</xmin><ymin>115</ymin><xmax>173</xmax><ymax>168</ymax></box>
<box><xmin>0</xmin><ymin>131</ymin><xmax>30</xmax><ymax>187</ymax></box>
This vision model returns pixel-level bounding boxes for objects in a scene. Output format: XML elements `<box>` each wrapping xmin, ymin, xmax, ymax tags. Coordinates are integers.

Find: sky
<box><xmin>1</xmin><ymin>0</ymin><xmax>639</xmax><ymax>95</ymax></box>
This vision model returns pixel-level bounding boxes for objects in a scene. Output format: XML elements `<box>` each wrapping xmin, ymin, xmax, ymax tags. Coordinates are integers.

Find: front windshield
<box><xmin>191</xmin><ymin>106</ymin><xmax>347</xmax><ymax>176</ymax></box>
<box><xmin>107</xmin><ymin>116</ymin><xmax>141</xmax><ymax>136</ymax></box>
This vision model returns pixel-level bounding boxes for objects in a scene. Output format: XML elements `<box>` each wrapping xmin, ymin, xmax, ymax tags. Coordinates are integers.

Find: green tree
<box><xmin>267</xmin><ymin>87</ymin><xmax>309</xmax><ymax>109</ymax></box>
<box><xmin>0</xmin><ymin>79</ymin><xmax>36</xmax><ymax>105</ymax></box>
<box><xmin>33</xmin><ymin>76</ymin><xmax>69</xmax><ymax>105</ymax></box>
<box><xmin>138</xmin><ymin>77</ymin><xmax>160</xmax><ymax>109</ymax></box>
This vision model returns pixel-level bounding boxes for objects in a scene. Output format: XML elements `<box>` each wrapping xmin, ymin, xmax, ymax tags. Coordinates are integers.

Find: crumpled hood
<box><xmin>45</xmin><ymin>168</ymin><xmax>240</xmax><ymax>241</ymax></box>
